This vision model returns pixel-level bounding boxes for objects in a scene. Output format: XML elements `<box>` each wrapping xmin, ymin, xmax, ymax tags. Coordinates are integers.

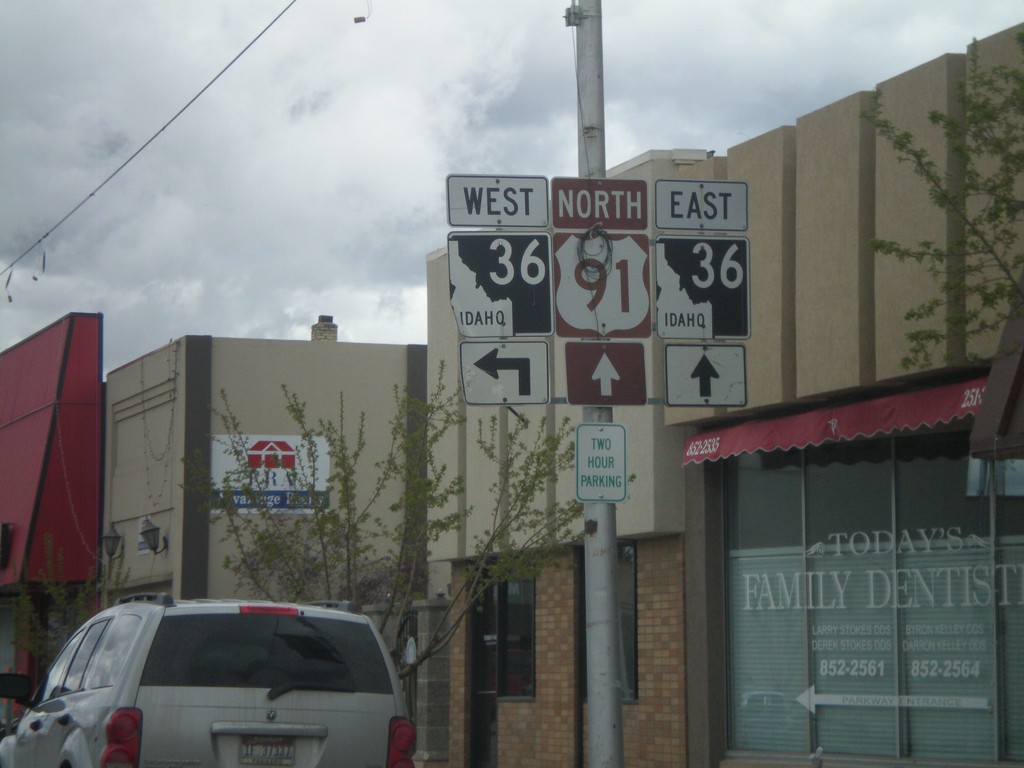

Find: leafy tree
<box><xmin>205</xmin><ymin>370</ymin><xmax>581</xmax><ymax>677</ymax></box>
<box><xmin>408</xmin><ymin>410</ymin><xmax>581</xmax><ymax>675</ymax></box>
<box><xmin>867</xmin><ymin>30</ymin><xmax>1024</xmax><ymax>369</ymax></box>
<box><xmin>13</xmin><ymin>536</ymin><xmax>129</xmax><ymax>676</ymax></box>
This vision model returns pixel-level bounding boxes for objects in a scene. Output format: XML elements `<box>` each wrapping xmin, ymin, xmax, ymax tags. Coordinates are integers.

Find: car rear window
<box><xmin>139</xmin><ymin>613</ymin><xmax>392</xmax><ymax>694</ymax></box>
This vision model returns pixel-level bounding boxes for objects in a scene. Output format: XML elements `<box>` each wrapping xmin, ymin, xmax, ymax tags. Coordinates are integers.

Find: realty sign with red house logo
<box><xmin>211</xmin><ymin>434</ymin><xmax>329</xmax><ymax>511</ymax></box>
<box><xmin>246</xmin><ymin>439</ymin><xmax>297</xmax><ymax>469</ymax></box>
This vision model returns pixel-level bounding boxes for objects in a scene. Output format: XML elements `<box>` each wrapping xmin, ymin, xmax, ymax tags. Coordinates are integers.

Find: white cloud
<box><xmin>0</xmin><ymin>0</ymin><xmax>1020</xmax><ymax>371</ymax></box>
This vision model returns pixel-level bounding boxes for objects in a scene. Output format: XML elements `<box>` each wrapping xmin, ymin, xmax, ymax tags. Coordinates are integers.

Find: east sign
<box><xmin>655</xmin><ymin>179</ymin><xmax>748</xmax><ymax>232</ymax></box>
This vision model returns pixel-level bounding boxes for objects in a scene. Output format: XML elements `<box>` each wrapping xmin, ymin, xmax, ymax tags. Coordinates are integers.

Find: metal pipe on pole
<box><xmin>568</xmin><ymin>1</ymin><xmax>624</xmax><ymax>766</ymax></box>
<box><xmin>573</xmin><ymin>0</ymin><xmax>605</xmax><ymax>179</ymax></box>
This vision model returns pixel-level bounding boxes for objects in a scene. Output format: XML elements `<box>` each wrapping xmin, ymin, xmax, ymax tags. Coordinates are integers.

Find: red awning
<box><xmin>682</xmin><ymin>376</ymin><xmax>988</xmax><ymax>464</ymax></box>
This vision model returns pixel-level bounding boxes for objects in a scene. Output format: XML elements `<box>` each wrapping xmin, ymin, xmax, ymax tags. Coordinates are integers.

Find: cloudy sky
<box><xmin>1</xmin><ymin>1</ymin><xmax>1021</xmax><ymax>372</ymax></box>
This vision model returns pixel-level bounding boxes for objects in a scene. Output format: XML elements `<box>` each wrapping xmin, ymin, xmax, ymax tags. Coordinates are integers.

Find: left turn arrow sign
<box><xmin>460</xmin><ymin>341</ymin><xmax>550</xmax><ymax>406</ymax></box>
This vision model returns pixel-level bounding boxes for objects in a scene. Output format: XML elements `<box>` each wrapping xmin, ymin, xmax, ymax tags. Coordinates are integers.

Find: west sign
<box><xmin>447</xmin><ymin>174</ymin><xmax>549</xmax><ymax>228</ymax></box>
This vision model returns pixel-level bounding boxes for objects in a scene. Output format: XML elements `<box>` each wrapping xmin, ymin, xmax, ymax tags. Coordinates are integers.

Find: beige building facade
<box><xmin>103</xmin><ymin>318</ymin><xmax>426</xmax><ymax>599</ymax></box>
<box><xmin>95</xmin><ymin>21</ymin><xmax>1023</xmax><ymax>768</ymax></box>
<box><xmin>102</xmin><ymin>322</ymin><xmax>458</xmax><ymax>757</ymax></box>
<box><xmin>427</xmin><ymin>23</ymin><xmax>1024</xmax><ymax>768</ymax></box>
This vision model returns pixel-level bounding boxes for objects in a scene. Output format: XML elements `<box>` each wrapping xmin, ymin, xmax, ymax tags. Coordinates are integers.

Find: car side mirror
<box><xmin>0</xmin><ymin>673</ymin><xmax>33</xmax><ymax>705</ymax></box>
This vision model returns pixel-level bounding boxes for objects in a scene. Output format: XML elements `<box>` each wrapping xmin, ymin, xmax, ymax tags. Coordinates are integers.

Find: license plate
<box><xmin>240</xmin><ymin>735</ymin><xmax>295</xmax><ymax>766</ymax></box>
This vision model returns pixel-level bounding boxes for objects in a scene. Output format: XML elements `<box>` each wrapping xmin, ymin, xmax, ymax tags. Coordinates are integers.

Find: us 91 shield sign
<box><xmin>553</xmin><ymin>232</ymin><xmax>651</xmax><ymax>338</ymax></box>
<box><xmin>448</xmin><ymin>232</ymin><xmax>554</xmax><ymax>337</ymax></box>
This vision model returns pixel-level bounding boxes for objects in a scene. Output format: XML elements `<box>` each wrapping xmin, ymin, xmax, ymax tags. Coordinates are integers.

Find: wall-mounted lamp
<box><xmin>140</xmin><ymin>517</ymin><xmax>169</xmax><ymax>555</ymax></box>
<box><xmin>101</xmin><ymin>524</ymin><xmax>124</xmax><ymax>561</ymax></box>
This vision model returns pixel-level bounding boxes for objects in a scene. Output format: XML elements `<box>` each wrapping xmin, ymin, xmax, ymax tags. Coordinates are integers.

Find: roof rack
<box><xmin>116</xmin><ymin>592</ymin><xmax>175</xmax><ymax>606</ymax></box>
<box><xmin>306</xmin><ymin>600</ymin><xmax>361</xmax><ymax>614</ymax></box>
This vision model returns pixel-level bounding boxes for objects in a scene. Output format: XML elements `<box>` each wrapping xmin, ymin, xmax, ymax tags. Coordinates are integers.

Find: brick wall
<box><xmin>448</xmin><ymin>563</ymin><xmax>472</xmax><ymax>768</ymax></box>
<box><xmin>497</xmin><ymin>551</ymin><xmax>579</xmax><ymax>767</ymax></box>
<box><xmin>623</xmin><ymin>536</ymin><xmax>686</xmax><ymax>766</ymax></box>
<box><xmin>446</xmin><ymin>535</ymin><xmax>685</xmax><ymax>767</ymax></box>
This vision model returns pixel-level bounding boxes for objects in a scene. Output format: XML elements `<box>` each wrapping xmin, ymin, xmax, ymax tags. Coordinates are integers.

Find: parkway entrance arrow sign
<box><xmin>796</xmin><ymin>686</ymin><xmax>990</xmax><ymax>714</ymax></box>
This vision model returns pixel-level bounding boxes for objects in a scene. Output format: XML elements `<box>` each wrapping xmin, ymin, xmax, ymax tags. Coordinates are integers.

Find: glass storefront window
<box><xmin>726</xmin><ymin>450</ymin><xmax>806</xmax><ymax>751</ymax></box>
<box><xmin>725</xmin><ymin>431</ymin><xmax>1024</xmax><ymax>761</ymax></box>
<box><xmin>995</xmin><ymin>465</ymin><xmax>1024</xmax><ymax>758</ymax></box>
<box><xmin>896</xmin><ymin>435</ymin><xmax>993</xmax><ymax>759</ymax></box>
<box><xmin>805</xmin><ymin>440</ymin><xmax>894</xmax><ymax>756</ymax></box>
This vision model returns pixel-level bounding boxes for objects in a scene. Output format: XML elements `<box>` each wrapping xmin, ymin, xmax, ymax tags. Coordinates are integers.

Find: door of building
<box><xmin>470</xmin><ymin>584</ymin><xmax>498</xmax><ymax>768</ymax></box>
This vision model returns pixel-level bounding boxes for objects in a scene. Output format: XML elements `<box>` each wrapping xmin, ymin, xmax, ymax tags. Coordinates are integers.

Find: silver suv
<box><xmin>0</xmin><ymin>594</ymin><xmax>416</xmax><ymax>768</ymax></box>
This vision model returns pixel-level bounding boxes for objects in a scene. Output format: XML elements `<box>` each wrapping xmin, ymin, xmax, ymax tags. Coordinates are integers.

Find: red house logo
<box><xmin>246</xmin><ymin>440</ymin><xmax>296</xmax><ymax>469</ymax></box>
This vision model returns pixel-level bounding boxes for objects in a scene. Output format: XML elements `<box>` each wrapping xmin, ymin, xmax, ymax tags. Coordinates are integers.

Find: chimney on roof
<box><xmin>311</xmin><ymin>315</ymin><xmax>338</xmax><ymax>342</ymax></box>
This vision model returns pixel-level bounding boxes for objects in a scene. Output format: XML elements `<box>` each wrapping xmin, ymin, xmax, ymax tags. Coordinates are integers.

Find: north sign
<box><xmin>448</xmin><ymin>232</ymin><xmax>553</xmax><ymax>337</ymax></box>
<box><xmin>655</xmin><ymin>236</ymin><xmax>750</xmax><ymax>340</ymax></box>
<box><xmin>655</xmin><ymin>179</ymin><xmax>748</xmax><ymax>232</ymax></box>
<box><xmin>460</xmin><ymin>341</ymin><xmax>550</xmax><ymax>405</ymax></box>
<box><xmin>551</xmin><ymin>177</ymin><xmax>648</xmax><ymax>231</ymax></box>
<box><xmin>565</xmin><ymin>342</ymin><xmax>646</xmax><ymax>406</ymax></box>
<box><xmin>664</xmin><ymin>344</ymin><xmax>746</xmax><ymax>407</ymax></box>
<box><xmin>554</xmin><ymin>233</ymin><xmax>651</xmax><ymax>338</ymax></box>
<box><xmin>447</xmin><ymin>174</ymin><xmax>549</xmax><ymax>228</ymax></box>
<box><xmin>576</xmin><ymin>423</ymin><xmax>627</xmax><ymax>503</ymax></box>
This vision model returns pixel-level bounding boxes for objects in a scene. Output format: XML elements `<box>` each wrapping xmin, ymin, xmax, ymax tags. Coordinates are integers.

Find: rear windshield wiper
<box><xmin>266</xmin><ymin>682</ymin><xmax>355</xmax><ymax>701</ymax></box>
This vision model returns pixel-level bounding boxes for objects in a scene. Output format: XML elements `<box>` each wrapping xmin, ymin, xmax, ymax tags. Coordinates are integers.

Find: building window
<box><xmin>618</xmin><ymin>542</ymin><xmax>638</xmax><ymax>700</ymax></box>
<box><xmin>500</xmin><ymin>579</ymin><xmax>535</xmax><ymax>697</ymax></box>
<box><xmin>476</xmin><ymin>578</ymin><xmax>536</xmax><ymax>698</ymax></box>
<box><xmin>725</xmin><ymin>431</ymin><xmax>1024</xmax><ymax>760</ymax></box>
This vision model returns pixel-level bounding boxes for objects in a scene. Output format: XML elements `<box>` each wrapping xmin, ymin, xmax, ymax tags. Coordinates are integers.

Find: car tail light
<box><xmin>387</xmin><ymin>716</ymin><xmax>416</xmax><ymax>768</ymax></box>
<box><xmin>101</xmin><ymin>707</ymin><xmax>142</xmax><ymax>768</ymax></box>
<box><xmin>239</xmin><ymin>605</ymin><xmax>299</xmax><ymax>615</ymax></box>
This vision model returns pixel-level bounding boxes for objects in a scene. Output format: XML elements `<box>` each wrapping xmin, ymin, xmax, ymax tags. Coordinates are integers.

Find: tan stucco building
<box><xmin>103</xmin><ymin>317</ymin><xmax>426</xmax><ymax>600</ymax></box>
<box><xmin>426</xmin><ymin>22</ymin><xmax>1024</xmax><ymax>768</ymax></box>
<box><xmin>94</xmin><ymin>20</ymin><xmax>1024</xmax><ymax>768</ymax></box>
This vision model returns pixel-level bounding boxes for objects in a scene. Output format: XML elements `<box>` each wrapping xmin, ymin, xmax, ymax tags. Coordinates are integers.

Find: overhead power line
<box><xmin>3</xmin><ymin>0</ymin><xmax>301</xmax><ymax>289</ymax></box>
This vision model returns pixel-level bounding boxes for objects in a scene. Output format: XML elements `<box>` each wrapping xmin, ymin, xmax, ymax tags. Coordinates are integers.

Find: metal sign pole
<box><xmin>572</xmin><ymin>1</ymin><xmax>624</xmax><ymax>766</ymax></box>
<box><xmin>581</xmin><ymin>408</ymin><xmax>624</xmax><ymax>768</ymax></box>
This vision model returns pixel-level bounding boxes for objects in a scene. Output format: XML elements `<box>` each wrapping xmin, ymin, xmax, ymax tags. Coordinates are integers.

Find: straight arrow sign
<box><xmin>690</xmin><ymin>353</ymin><xmax>719</xmax><ymax>398</ymax></box>
<box><xmin>565</xmin><ymin>341</ymin><xmax>646</xmax><ymax>406</ymax></box>
<box><xmin>664</xmin><ymin>343</ymin><xmax>746</xmax><ymax>407</ymax></box>
<box><xmin>592</xmin><ymin>353</ymin><xmax>620</xmax><ymax>397</ymax></box>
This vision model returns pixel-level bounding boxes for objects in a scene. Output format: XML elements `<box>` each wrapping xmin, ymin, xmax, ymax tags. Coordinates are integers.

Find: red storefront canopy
<box><xmin>682</xmin><ymin>376</ymin><xmax>988</xmax><ymax>464</ymax></box>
